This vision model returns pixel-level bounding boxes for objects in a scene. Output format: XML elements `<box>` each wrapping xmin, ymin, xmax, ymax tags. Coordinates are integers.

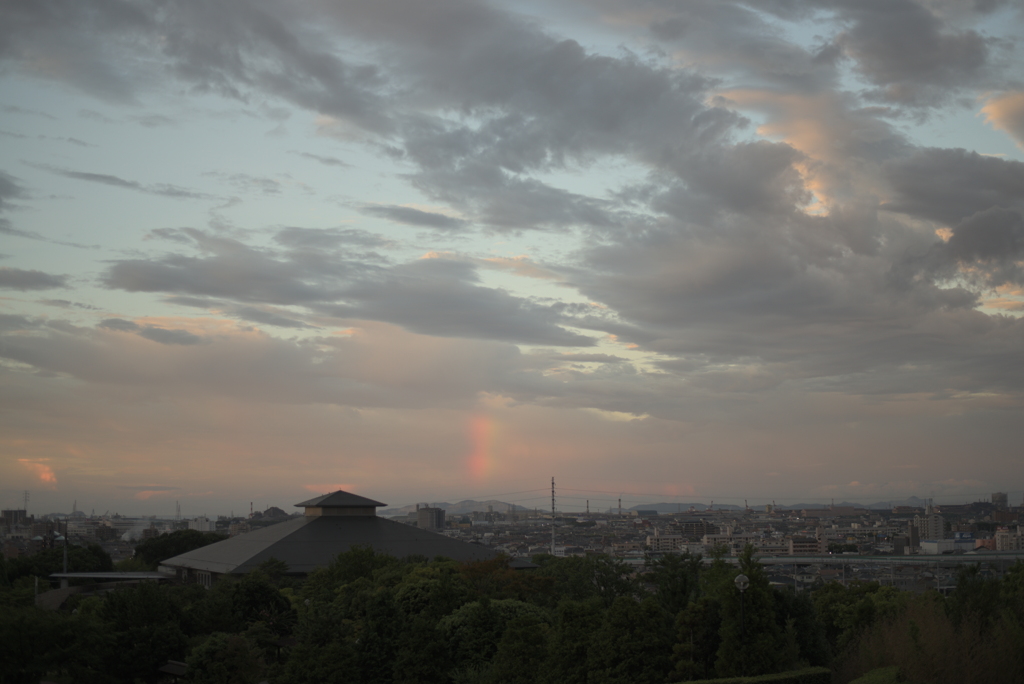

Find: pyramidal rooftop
<box><xmin>160</xmin><ymin>488</ymin><xmax>496</xmax><ymax>579</ymax></box>
<box><xmin>294</xmin><ymin>490</ymin><xmax>387</xmax><ymax>517</ymax></box>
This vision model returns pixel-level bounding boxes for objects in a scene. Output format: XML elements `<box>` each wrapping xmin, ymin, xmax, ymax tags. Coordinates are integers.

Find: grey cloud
<box><xmin>0</xmin><ymin>170</ymin><xmax>26</xmax><ymax>211</ymax></box>
<box><xmin>320</xmin><ymin>257</ymin><xmax>595</xmax><ymax>347</ymax></box>
<box><xmin>156</xmin><ymin>1</ymin><xmax>390</xmax><ymax>132</ymax></box>
<box><xmin>361</xmin><ymin>204</ymin><xmax>468</xmax><ymax>230</ymax></box>
<box><xmin>832</xmin><ymin>0</ymin><xmax>990</xmax><ymax>107</ymax></box>
<box><xmin>5</xmin><ymin>132</ymin><xmax>96</xmax><ymax>146</ymax></box>
<box><xmin>883</xmin><ymin>148</ymin><xmax>1024</xmax><ymax>225</ymax></box>
<box><xmin>0</xmin><ymin>0</ymin><xmax>390</xmax><ymax>131</ymax></box>
<box><xmin>164</xmin><ymin>295</ymin><xmax>223</xmax><ymax>308</ymax></box>
<box><xmin>98</xmin><ymin>317</ymin><xmax>205</xmax><ymax>344</ymax></box>
<box><xmin>147</xmin><ymin>228</ymin><xmax>196</xmax><ymax>244</ymax></box>
<box><xmin>553</xmin><ymin>353</ymin><xmax>627</xmax><ymax>364</ymax></box>
<box><xmin>0</xmin><ymin>0</ymin><xmax>154</xmax><ymax>102</ymax></box>
<box><xmin>0</xmin><ymin>267</ymin><xmax>67</xmax><ymax>290</ymax></box>
<box><xmin>98</xmin><ymin>318</ymin><xmax>141</xmax><ymax>331</ymax></box>
<box><xmin>677</xmin><ymin>141</ymin><xmax>810</xmax><ymax>217</ymax></box>
<box><xmin>905</xmin><ymin>207</ymin><xmax>1024</xmax><ymax>288</ymax></box>
<box><xmin>231</xmin><ymin>307</ymin><xmax>317</xmax><ymax>329</ymax></box>
<box><xmin>1</xmin><ymin>104</ymin><xmax>58</xmax><ymax>120</ymax></box>
<box><xmin>324</xmin><ymin>1</ymin><xmax>739</xmax><ymax>228</ymax></box>
<box><xmin>205</xmin><ymin>171</ymin><xmax>284</xmax><ymax>195</ymax></box>
<box><xmin>291</xmin><ymin>151</ymin><xmax>349</xmax><ymax>167</ymax></box>
<box><xmin>0</xmin><ymin>313</ymin><xmax>36</xmax><ymax>332</ymax></box>
<box><xmin>138</xmin><ymin>327</ymin><xmax>204</xmax><ymax>345</ymax></box>
<box><xmin>56</xmin><ymin>169</ymin><xmax>139</xmax><ymax>190</ymax></box>
<box><xmin>1</xmin><ymin>308</ymin><xmax>555</xmax><ymax>412</ymax></box>
<box><xmin>946</xmin><ymin>207</ymin><xmax>1024</xmax><ymax>264</ymax></box>
<box><xmin>32</xmin><ymin>163</ymin><xmax>215</xmax><ymax>199</ymax></box>
<box><xmin>39</xmin><ymin>299</ymin><xmax>100</xmax><ymax>310</ymax></box>
<box><xmin>130</xmin><ymin>113</ymin><xmax>175</xmax><ymax>127</ymax></box>
<box><xmin>79</xmin><ymin>109</ymin><xmax>115</xmax><ymax>123</ymax></box>
<box><xmin>273</xmin><ymin>227</ymin><xmax>394</xmax><ymax>250</ymax></box>
<box><xmin>0</xmin><ymin>171</ymin><xmax>28</xmax><ymax>238</ymax></box>
<box><xmin>639</xmin><ymin>0</ymin><xmax>840</xmax><ymax>91</ymax></box>
<box><xmin>103</xmin><ymin>253</ymin><xmax>341</xmax><ymax>305</ymax></box>
<box><xmin>103</xmin><ymin>230</ymin><xmax>593</xmax><ymax>346</ymax></box>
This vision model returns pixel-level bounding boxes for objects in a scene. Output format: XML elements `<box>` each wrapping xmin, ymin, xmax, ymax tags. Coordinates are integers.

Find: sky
<box><xmin>2</xmin><ymin>0</ymin><xmax>1024</xmax><ymax>517</ymax></box>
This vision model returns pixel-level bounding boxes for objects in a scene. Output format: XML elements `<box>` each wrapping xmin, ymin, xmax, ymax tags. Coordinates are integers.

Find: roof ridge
<box><xmin>294</xmin><ymin>489</ymin><xmax>386</xmax><ymax>508</ymax></box>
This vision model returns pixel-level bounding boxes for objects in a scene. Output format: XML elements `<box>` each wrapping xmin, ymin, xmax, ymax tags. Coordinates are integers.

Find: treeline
<box><xmin>2</xmin><ymin>539</ymin><xmax>1024</xmax><ymax>684</ymax></box>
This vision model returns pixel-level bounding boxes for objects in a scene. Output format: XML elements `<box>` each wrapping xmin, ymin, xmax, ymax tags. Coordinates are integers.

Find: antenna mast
<box><xmin>550</xmin><ymin>477</ymin><xmax>556</xmax><ymax>556</ymax></box>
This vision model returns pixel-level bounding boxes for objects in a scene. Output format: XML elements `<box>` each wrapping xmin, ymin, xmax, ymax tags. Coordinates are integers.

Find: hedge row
<box><xmin>674</xmin><ymin>665</ymin><xmax>832</xmax><ymax>684</ymax></box>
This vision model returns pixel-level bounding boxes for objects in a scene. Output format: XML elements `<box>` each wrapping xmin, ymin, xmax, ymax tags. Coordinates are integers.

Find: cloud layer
<box><xmin>1</xmin><ymin>0</ymin><xmax>1023</xmax><ymax>512</ymax></box>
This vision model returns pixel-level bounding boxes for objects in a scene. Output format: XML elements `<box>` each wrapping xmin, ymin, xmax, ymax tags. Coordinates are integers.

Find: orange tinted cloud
<box><xmin>18</xmin><ymin>459</ymin><xmax>57</xmax><ymax>488</ymax></box>
<box><xmin>981</xmin><ymin>92</ymin><xmax>1024</xmax><ymax>149</ymax></box>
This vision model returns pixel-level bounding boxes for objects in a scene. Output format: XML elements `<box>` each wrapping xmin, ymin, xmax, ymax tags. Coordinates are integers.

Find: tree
<box><xmin>773</xmin><ymin>585</ymin><xmax>830</xmax><ymax>668</ymax></box>
<box><xmin>98</xmin><ymin>582</ymin><xmax>189</xmax><ymax>683</ymax></box>
<box><xmin>0</xmin><ymin>607</ymin><xmax>66</xmax><ymax>684</ymax></box>
<box><xmin>645</xmin><ymin>551</ymin><xmax>702</xmax><ymax>616</ymax></box>
<box><xmin>542</xmin><ymin>598</ymin><xmax>603</xmax><ymax>684</ymax></box>
<box><xmin>438</xmin><ymin>598</ymin><xmax>550</xmax><ymax>674</ymax></box>
<box><xmin>535</xmin><ymin>555</ymin><xmax>636</xmax><ymax>606</ymax></box>
<box><xmin>132</xmin><ymin>530</ymin><xmax>226</xmax><ymax>569</ymax></box>
<box><xmin>587</xmin><ymin>596</ymin><xmax>674</xmax><ymax>684</ymax></box>
<box><xmin>229</xmin><ymin>570</ymin><xmax>295</xmax><ymax>635</ymax></box>
<box><xmin>7</xmin><ymin>543</ymin><xmax>113</xmax><ymax>582</ymax></box>
<box><xmin>486</xmin><ymin>614</ymin><xmax>550</xmax><ymax>684</ymax></box>
<box><xmin>715</xmin><ymin>545</ymin><xmax>784</xmax><ymax>677</ymax></box>
<box><xmin>672</xmin><ymin>596</ymin><xmax>721</xmax><ymax>681</ymax></box>
<box><xmin>946</xmin><ymin>564</ymin><xmax>1001</xmax><ymax>632</ymax></box>
<box><xmin>186</xmin><ymin>632</ymin><xmax>264</xmax><ymax>684</ymax></box>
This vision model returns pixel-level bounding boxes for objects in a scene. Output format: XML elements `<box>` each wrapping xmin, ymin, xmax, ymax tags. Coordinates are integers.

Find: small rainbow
<box><xmin>467</xmin><ymin>414</ymin><xmax>495</xmax><ymax>481</ymax></box>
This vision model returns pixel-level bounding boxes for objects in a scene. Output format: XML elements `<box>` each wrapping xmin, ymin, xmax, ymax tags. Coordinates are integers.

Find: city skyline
<box><xmin>6</xmin><ymin>485</ymin><xmax>1022</xmax><ymax>521</ymax></box>
<box><xmin>3</xmin><ymin>0</ymin><xmax>1024</xmax><ymax>515</ymax></box>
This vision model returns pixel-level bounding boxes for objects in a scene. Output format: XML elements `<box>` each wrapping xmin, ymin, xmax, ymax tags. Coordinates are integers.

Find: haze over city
<box><xmin>2</xmin><ymin>0</ymin><xmax>1024</xmax><ymax>517</ymax></box>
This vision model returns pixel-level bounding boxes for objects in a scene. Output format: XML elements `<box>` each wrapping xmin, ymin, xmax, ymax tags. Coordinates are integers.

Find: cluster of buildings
<box><xmin>2</xmin><ymin>507</ymin><xmax>138</xmax><ymax>563</ymax></box>
<box><xmin>0</xmin><ymin>502</ymin><xmax>297</xmax><ymax>565</ymax></box>
<box><xmin>401</xmin><ymin>493</ymin><xmax>1024</xmax><ymax>561</ymax></box>
<box><xmin>7</xmin><ymin>490</ymin><xmax>1024</xmax><ymax>598</ymax></box>
<box><xmin>384</xmin><ymin>493</ymin><xmax>1024</xmax><ymax>592</ymax></box>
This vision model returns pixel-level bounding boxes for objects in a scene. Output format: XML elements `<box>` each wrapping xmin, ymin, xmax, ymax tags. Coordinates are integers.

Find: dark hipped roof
<box><xmin>294</xmin><ymin>490</ymin><xmax>386</xmax><ymax>508</ymax></box>
<box><xmin>159</xmin><ymin>515</ymin><xmax>497</xmax><ymax>575</ymax></box>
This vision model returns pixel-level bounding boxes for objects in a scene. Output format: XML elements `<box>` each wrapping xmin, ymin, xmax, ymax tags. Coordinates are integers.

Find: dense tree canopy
<box><xmin>2</xmin><ymin>542</ymin><xmax>1024</xmax><ymax>683</ymax></box>
<box><xmin>131</xmin><ymin>530</ymin><xmax>227</xmax><ymax>569</ymax></box>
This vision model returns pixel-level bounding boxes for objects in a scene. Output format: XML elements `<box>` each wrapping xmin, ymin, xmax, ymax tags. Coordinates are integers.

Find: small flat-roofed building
<box><xmin>160</xmin><ymin>490</ymin><xmax>498</xmax><ymax>584</ymax></box>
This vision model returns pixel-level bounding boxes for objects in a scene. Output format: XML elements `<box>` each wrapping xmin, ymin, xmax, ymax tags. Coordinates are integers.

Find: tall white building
<box><xmin>188</xmin><ymin>516</ymin><xmax>215</xmax><ymax>532</ymax></box>
<box><xmin>995</xmin><ymin>528</ymin><xmax>1023</xmax><ymax>551</ymax></box>
<box><xmin>914</xmin><ymin>501</ymin><xmax>944</xmax><ymax>541</ymax></box>
<box><xmin>417</xmin><ymin>506</ymin><xmax>445</xmax><ymax>532</ymax></box>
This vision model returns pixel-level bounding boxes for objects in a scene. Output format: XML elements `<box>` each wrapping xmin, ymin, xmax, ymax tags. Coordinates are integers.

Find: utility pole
<box><xmin>550</xmin><ymin>477</ymin><xmax>556</xmax><ymax>556</ymax></box>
